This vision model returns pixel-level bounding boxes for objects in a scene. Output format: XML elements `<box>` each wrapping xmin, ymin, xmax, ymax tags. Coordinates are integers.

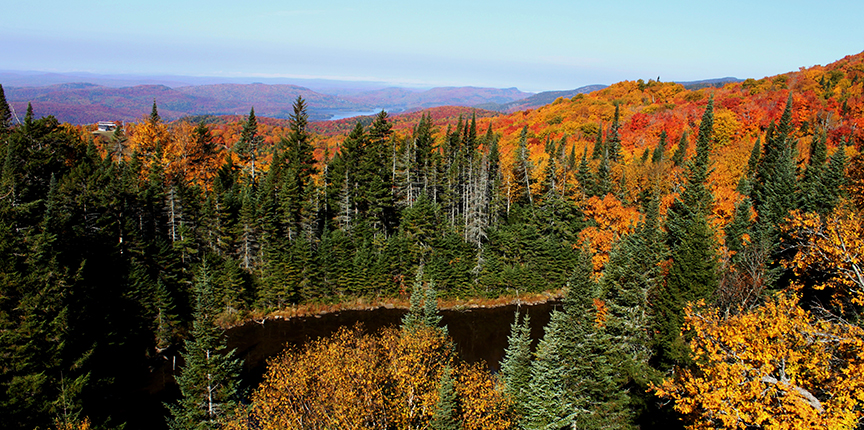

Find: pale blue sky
<box><xmin>2</xmin><ymin>0</ymin><xmax>862</xmax><ymax>92</ymax></box>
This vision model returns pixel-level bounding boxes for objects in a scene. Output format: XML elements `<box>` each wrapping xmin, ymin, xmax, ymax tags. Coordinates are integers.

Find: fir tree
<box><xmin>401</xmin><ymin>266</ymin><xmax>444</xmax><ymax>332</ymax></box>
<box><xmin>522</xmin><ymin>311</ymin><xmax>576</xmax><ymax>429</ymax></box>
<box><xmin>821</xmin><ymin>139</ymin><xmax>848</xmax><ymax>213</ymax></box>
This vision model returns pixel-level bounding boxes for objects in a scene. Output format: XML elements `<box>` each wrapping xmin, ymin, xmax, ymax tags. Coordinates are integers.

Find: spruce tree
<box><xmin>607</xmin><ymin>102</ymin><xmax>622</xmax><ymax>162</ymax></box>
<box><xmin>821</xmin><ymin>139</ymin><xmax>847</xmax><ymax>213</ymax></box>
<box><xmin>512</xmin><ymin>126</ymin><xmax>534</xmax><ymax>206</ymax></box>
<box><xmin>651</xmin><ymin>130</ymin><xmax>667</xmax><ymax>164</ymax></box>
<box><xmin>590</xmin><ymin>122</ymin><xmax>604</xmax><ymax>160</ymax></box>
<box><xmin>167</xmin><ymin>264</ymin><xmax>240</xmax><ymax>430</ymax></box>
<box><xmin>430</xmin><ymin>366</ymin><xmax>461</xmax><ymax>430</ymax></box>
<box><xmin>281</xmin><ymin>97</ymin><xmax>317</xmax><ymax>239</ymax></box>
<box><xmin>234</xmin><ymin>107</ymin><xmax>262</xmax><ymax>181</ymax></box>
<box><xmin>799</xmin><ymin>131</ymin><xmax>827</xmax><ymax>214</ymax></box>
<box><xmin>0</xmin><ymin>83</ymin><xmax>12</xmax><ymax>130</ymax></box>
<box><xmin>500</xmin><ymin>311</ymin><xmax>532</xmax><ymax>416</ymax></box>
<box><xmin>150</xmin><ymin>99</ymin><xmax>161</xmax><ymax>124</ymax></box>
<box><xmin>522</xmin><ymin>311</ymin><xmax>576</xmax><ymax>429</ymax></box>
<box><xmin>671</xmin><ymin>132</ymin><xmax>687</xmax><ymax>167</ymax></box>
<box><xmin>753</xmin><ymin>94</ymin><xmax>798</xmax><ymax>236</ymax></box>
<box><xmin>655</xmin><ymin>97</ymin><xmax>718</xmax><ymax>369</ymax></box>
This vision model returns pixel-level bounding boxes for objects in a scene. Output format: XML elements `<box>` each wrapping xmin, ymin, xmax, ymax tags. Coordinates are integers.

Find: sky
<box><xmin>2</xmin><ymin>0</ymin><xmax>863</xmax><ymax>92</ymax></box>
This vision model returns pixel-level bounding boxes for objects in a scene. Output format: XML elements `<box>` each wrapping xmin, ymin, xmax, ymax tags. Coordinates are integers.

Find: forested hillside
<box><xmin>2</xmin><ymin>52</ymin><xmax>864</xmax><ymax>429</ymax></box>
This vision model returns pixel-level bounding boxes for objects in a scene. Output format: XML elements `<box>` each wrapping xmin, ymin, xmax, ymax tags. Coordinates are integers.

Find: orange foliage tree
<box><xmin>656</xmin><ymin>294</ymin><xmax>864</xmax><ymax>429</ymax></box>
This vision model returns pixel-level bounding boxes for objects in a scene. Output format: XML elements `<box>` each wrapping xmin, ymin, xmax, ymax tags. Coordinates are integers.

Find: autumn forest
<box><xmin>2</xmin><ymin>52</ymin><xmax>864</xmax><ymax>429</ymax></box>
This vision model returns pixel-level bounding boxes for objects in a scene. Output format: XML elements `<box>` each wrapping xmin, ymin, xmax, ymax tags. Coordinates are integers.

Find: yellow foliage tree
<box><xmin>783</xmin><ymin>208</ymin><xmax>864</xmax><ymax>310</ymax></box>
<box><xmin>656</xmin><ymin>294</ymin><xmax>864</xmax><ymax>429</ymax></box>
<box><xmin>226</xmin><ymin>324</ymin><xmax>512</xmax><ymax>430</ymax></box>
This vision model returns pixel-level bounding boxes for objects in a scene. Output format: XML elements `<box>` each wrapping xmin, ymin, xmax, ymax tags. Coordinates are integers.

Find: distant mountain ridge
<box><xmin>3</xmin><ymin>80</ymin><xmax>531</xmax><ymax>124</ymax></box>
<box><xmin>477</xmin><ymin>85</ymin><xmax>608</xmax><ymax>112</ymax></box>
<box><xmin>1</xmin><ymin>70</ymin><xmax>745</xmax><ymax>125</ymax></box>
<box><xmin>676</xmin><ymin>77</ymin><xmax>742</xmax><ymax>90</ymax></box>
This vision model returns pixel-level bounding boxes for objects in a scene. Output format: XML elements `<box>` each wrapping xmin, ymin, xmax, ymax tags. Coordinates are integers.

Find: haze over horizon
<box><xmin>2</xmin><ymin>0</ymin><xmax>863</xmax><ymax>93</ymax></box>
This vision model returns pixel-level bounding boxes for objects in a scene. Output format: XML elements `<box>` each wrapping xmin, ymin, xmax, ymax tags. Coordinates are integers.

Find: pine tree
<box><xmin>167</xmin><ymin>264</ymin><xmax>241</xmax><ymax>430</ymax></box>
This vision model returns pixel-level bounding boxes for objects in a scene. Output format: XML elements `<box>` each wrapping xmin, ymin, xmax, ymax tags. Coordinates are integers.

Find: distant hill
<box><xmin>676</xmin><ymin>77</ymin><xmax>742</xmax><ymax>90</ymax></box>
<box><xmin>4</xmin><ymin>81</ymin><xmax>532</xmax><ymax>125</ymax></box>
<box><xmin>343</xmin><ymin>86</ymin><xmax>531</xmax><ymax>111</ymax></box>
<box><xmin>477</xmin><ymin>85</ymin><xmax>608</xmax><ymax>112</ymax></box>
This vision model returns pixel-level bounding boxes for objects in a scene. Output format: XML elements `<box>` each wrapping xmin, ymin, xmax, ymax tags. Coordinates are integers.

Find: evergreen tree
<box><xmin>576</xmin><ymin>147</ymin><xmax>594</xmax><ymax>197</ymax></box>
<box><xmin>753</xmin><ymin>94</ymin><xmax>799</xmax><ymax>236</ymax></box>
<box><xmin>607</xmin><ymin>102</ymin><xmax>622</xmax><ymax>162</ymax></box>
<box><xmin>430</xmin><ymin>366</ymin><xmax>461</xmax><ymax>430</ymax></box>
<box><xmin>591</xmin><ymin>122</ymin><xmax>604</xmax><ymax>160</ymax></box>
<box><xmin>651</xmin><ymin>130</ymin><xmax>667</xmax><ymax>164</ymax></box>
<box><xmin>595</xmin><ymin>146</ymin><xmax>612</xmax><ymax>196</ymax></box>
<box><xmin>167</xmin><ymin>264</ymin><xmax>241</xmax><ymax>430</ymax></box>
<box><xmin>522</xmin><ymin>311</ymin><xmax>575</xmax><ymax>429</ymax></box>
<box><xmin>150</xmin><ymin>99</ymin><xmax>161</xmax><ymax>124</ymax></box>
<box><xmin>512</xmin><ymin>126</ymin><xmax>534</xmax><ymax>206</ymax></box>
<box><xmin>821</xmin><ymin>139</ymin><xmax>848</xmax><ymax>213</ymax></box>
<box><xmin>500</xmin><ymin>311</ymin><xmax>532</xmax><ymax>417</ymax></box>
<box><xmin>234</xmin><ymin>107</ymin><xmax>263</xmax><ymax>181</ymax></box>
<box><xmin>281</xmin><ymin>97</ymin><xmax>317</xmax><ymax>239</ymax></box>
<box><xmin>0</xmin><ymin>83</ymin><xmax>12</xmax><ymax>130</ymax></box>
<box><xmin>362</xmin><ymin>110</ymin><xmax>397</xmax><ymax>233</ymax></box>
<box><xmin>799</xmin><ymin>130</ymin><xmax>827</xmax><ymax>214</ymax></box>
<box><xmin>671</xmin><ymin>132</ymin><xmax>687</xmax><ymax>167</ymax></box>
<box><xmin>655</xmin><ymin>97</ymin><xmax>718</xmax><ymax>369</ymax></box>
<box><xmin>401</xmin><ymin>267</ymin><xmax>445</xmax><ymax>333</ymax></box>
